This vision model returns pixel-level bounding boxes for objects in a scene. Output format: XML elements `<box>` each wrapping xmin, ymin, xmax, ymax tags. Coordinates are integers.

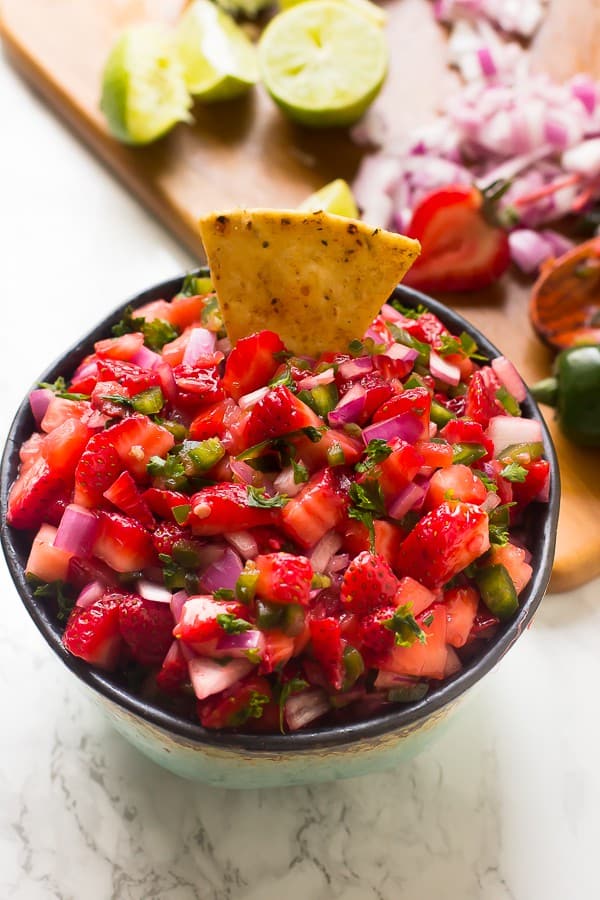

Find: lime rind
<box><xmin>100</xmin><ymin>24</ymin><xmax>192</xmax><ymax>145</ymax></box>
<box><xmin>298</xmin><ymin>178</ymin><xmax>360</xmax><ymax>217</ymax></box>
<box><xmin>258</xmin><ymin>1</ymin><xmax>388</xmax><ymax>128</ymax></box>
<box><xmin>279</xmin><ymin>0</ymin><xmax>387</xmax><ymax>28</ymax></box>
<box><xmin>177</xmin><ymin>0</ymin><xmax>259</xmax><ymax>102</ymax></box>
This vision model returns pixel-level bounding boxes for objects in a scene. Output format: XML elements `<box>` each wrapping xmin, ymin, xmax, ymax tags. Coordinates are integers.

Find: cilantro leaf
<box><xmin>112</xmin><ymin>305</ymin><xmax>179</xmax><ymax>351</ymax></box>
<box><xmin>291</xmin><ymin>457</ymin><xmax>309</xmax><ymax>484</ymax></box>
<box><xmin>488</xmin><ymin>503</ymin><xmax>516</xmax><ymax>546</ymax></box>
<box><xmin>383</xmin><ymin>604</ymin><xmax>427</xmax><ymax>647</ymax></box>
<box><xmin>438</xmin><ymin>331</ymin><xmax>487</xmax><ymax>361</ymax></box>
<box><xmin>472</xmin><ymin>469</ymin><xmax>498</xmax><ymax>492</ymax></box>
<box><xmin>389</xmin><ymin>325</ymin><xmax>430</xmax><ymax>367</ymax></box>
<box><xmin>499</xmin><ymin>462</ymin><xmax>528</xmax><ymax>483</ymax></box>
<box><xmin>278</xmin><ymin>677</ymin><xmax>309</xmax><ymax>733</ymax></box>
<box><xmin>99</xmin><ymin>394</ymin><xmax>134</xmax><ymax>408</ymax></box>
<box><xmin>269</xmin><ymin>365</ymin><xmax>297</xmax><ymax>391</ymax></box>
<box><xmin>355</xmin><ymin>439</ymin><xmax>392</xmax><ymax>474</ymax></box>
<box><xmin>29</xmin><ymin>577</ymin><xmax>76</xmax><ymax>622</ymax></box>
<box><xmin>246</xmin><ymin>486</ymin><xmax>290</xmax><ymax>508</ymax></box>
<box><xmin>39</xmin><ymin>377</ymin><xmax>90</xmax><ymax>402</ymax></box>
<box><xmin>389</xmin><ymin>300</ymin><xmax>427</xmax><ymax>320</ymax></box>
<box><xmin>348</xmin><ymin>481</ymin><xmax>386</xmax><ymax>551</ymax></box>
<box><xmin>216</xmin><ymin>613</ymin><xmax>252</xmax><ymax>634</ymax></box>
<box><xmin>213</xmin><ymin>589</ymin><xmax>235</xmax><ymax>600</ymax></box>
<box><xmin>147</xmin><ymin>453</ymin><xmax>189</xmax><ymax>491</ymax></box>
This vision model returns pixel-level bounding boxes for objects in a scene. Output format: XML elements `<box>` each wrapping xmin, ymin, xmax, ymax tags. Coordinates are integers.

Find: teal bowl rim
<box><xmin>0</xmin><ymin>269</ymin><xmax>560</xmax><ymax>752</ymax></box>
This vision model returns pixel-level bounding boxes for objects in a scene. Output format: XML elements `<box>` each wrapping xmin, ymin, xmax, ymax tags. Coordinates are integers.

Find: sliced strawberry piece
<box><xmin>372</xmin><ymin>387</ymin><xmax>431</xmax><ymax>437</ymax></box>
<box><xmin>426</xmin><ymin>464</ymin><xmax>487</xmax><ymax>509</ymax></box>
<box><xmin>162</xmin><ymin>329</ymin><xmax>192</xmax><ymax>367</ymax></box>
<box><xmin>40</xmin><ymin>397</ymin><xmax>89</xmax><ymax>434</ymax></box>
<box><xmin>189</xmin><ymin>400</ymin><xmax>230</xmax><ymax>441</ymax></box>
<box><xmin>255</xmin><ymin>552</ymin><xmax>313</xmax><ymax>606</ymax></box>
<box><xmin>105</xmin><ymin>416</ymin><xmax>175</xmax><ymax>481</ymax></box>
<box><xmin>25</xmin><ymin>523</ymin><xmax>73</xmax><ymax>583</ymax></box>
<box><xmin>340</xmin><ymin>519</ymin><xmax>405</xmax><ymax>563</ymax></box>
<box><xmin>103</xmin><ymin>471</ymin><xmax>155</xmax><ymax>530</ymax></box>
<box><xmin>69</xmin><ymin>354</ymin><xmax>99</xmax><ymax>394</ymax></box>
<box><xmin>281</xmin><ymin>468</ymin><xmax>347</xmax><ymax>548</ymax></box>
<box><xmin>260</xmin><ymin>630</ymin><xmax>296</xmax><ymax>674</ymax></box>
<box><xmin>488</xmin><ymin>543</ymin><xmax>532</xmax><ymax>595</ymax></box>
<box><xmin>440</xmin><ymin>417</ymin><xmax>494</xmax><ymax>460</ymax></box>
<box><xmin>19</xmin><ymin>433</ymin><xmax>45</xmax><ymax>470</ymax></box>
<box><xmin>95</xmin><ymin>332</ymin><xmax>144</xmax><ymax>361</ymax></box>
<box><xmin>308</xmin><ymin>617</ymin><xmax>344</xmax><ymax>690</ymax></box>
<box><xmin>222</xmin><ymin>330</ymin><xmax>286</xmax><ymax>401</ymax></box>
<box><xmin>395</xmin><ymin>501</ymin><xmax>490</xmax><ymax>588</ymax></box>
<box><xmin>174</xmin><ymin>595</ymin><xmax>249</xmax><ymax>645</ymax></box>
<box><xmin>379</xmin><ymin>604</ymin><xmax>448</xmax><ymax>679</ymax></box>
<box><xmin>92</xmin><ymin>511</ymin><xmax>156</xmax><ymax>573</ymax></box>
<box><xmin>357</xmin><ymin>605</ymin><xmax>396</xmax><ymax>659</ymax></box>
<box><xmin>156</xmin><ymin>640</ymin><xmax>189</xmax><ymax>694</ymax></box>
<box><xmin>74</xmin><ymin>433</ymin><xmax>122</xmax><ymax>508</ymax></box>
<box><xmin>168</xmin><ymin>293</ymin><xmax>205</xmax><ymax>330</ymax></box>
<box><xmin>62</xmin><ymin>593</ymin><xmax>124</xmax><ymax>670</ymax></box>
<box><xmin>143</xmin><ymin>488</ymin><xmax>190</xmax><ymax>521</ymax></box>
<box><xmin>244</xmin><ymin>385</ymin><xmax>321</xmax><ymax>446</ymax></box>
<box><xmin>414</xmin><ymin>440</ymin><xmax>454</xmax><ymax>469</ymax></box>
<box><xmin>510</xmin><ymin>459</ymin><xmax>550</xmax><ymax>510</ymax></box>
<box><xmin>92</xmin><ymin>380</ymin><xmax>132</xmax><ymax>419</ymax></box>
<box><xmin>135</xmin><ymin>298</ymin><xmax>174</xmax><ymax>323</ymax></box>
<box><xmin>464</xmin><ymin>369</ymin><xmax>504</xmax><ymax>427</ymax></box>
<box><xmin>172</xmin><ymin>364</ymin><xmax>224</xmax><ymax>410</ymax></box>
<box><xmin>404</xmin><ymin>185</ymin><xmax>510</xmax><ymax>293</ymax></box>
<box><xmin>7</xmin><ymin>456</ymin><xmax>69</xmax><ymax>530</ymax></box>
<box><xmin>444</xmin><ymin>586</ymin><xmax>479</xmax><ymax>647</ymax></box>
<box><xmin>189</xmin><ymin>483</ymin><xmax>280</xmax><ymax>536</ymax></box>
<box><xmin>118</xmin><ymin>594</ymin><xmax>174</xmax><ymax>665</ymax></box>
<box><xmin>394</xmin><ymin>577</ymin><xmax>437</xmax><ymax>615</ymax></box>
<box><xmin>42</xmin><ymin>418</ymin><xmax>92</xmax><ymax>479</ymax></box>
<box><xmin>290</xmin><ymin>428</ymin><xmax>362</xmax><ymax>471</ymax></box>
<box><xmin>402</xmin><ymin>312</ymin><xmax>450</xmax><ymax>347</ymax></box>
<box><xmin>375</xmin><ymin>438</ymin><xmax>424</xmax><ymax>504</ymax></box>
<box><xmin>341</xmin><ymin>550</ymin><xmax>399</xmax><ymax>616</ymax></box>
<box><xmin>199</xmin><ymin>675</ymin><xmax>273</xmax><ymax>729</ymax></box>
<box><xmin>96</xmin><ymin>359</ymin><xmax>160</xmax><ymax>394</ymax></box>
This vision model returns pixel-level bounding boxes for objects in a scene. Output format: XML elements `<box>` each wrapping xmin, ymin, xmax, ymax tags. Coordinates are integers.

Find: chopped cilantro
<box><xmin>99</xmin><ymin>393</ymin><xmax>134</xmax><ymax>409</ymax></box>
<box><xmin>278</xmin><ymin>677</ymin><xmax>309</xmax><ymax>733</ymax></box>
<box><xmin>389</xmin><ymin>325</ymin><xmax>430</xmax><ymax>367</ymax></box>
<box><xmin>472</xmin><ymin>469</ymin><xmax>498</xmax><ymax>492</ymax></box>
<box><xmin>291</xmin><ymin>457</ymin><xmax>309</xmax><ymax>484</ymax></box>
<box><xmin>29</xmin><ymin>577</ymin><xmax>76</xmax><ymax>622</ymax></box>
<box><xmin>147</xmin><ymin>453</ymin><xmax>189</xmax><ymax>491</ymax></box>
<box><xmin>111</xmin><ymin>305</ymin><xmax>179</xmax><ymax>351</ymax></box>
<box><xmin>383</xmin><ymin>604</ymin><xmax>427</xmax><ymax>647</ymax></box>
<box><xmin>213</xmin><ymin>588</ymin><xmax>235</xmax><ymax>600</ymax></box>
<box><xmin>438</xmin><ymin>331</ymin><xmax>487</xmax><ymax>361</ymax></box>
<box><xmin>39</xmin><ymin>377</ymin><xmax>90</xmax><ymax>402</ymax></box>
<box><xmin>216</xmin><ymin>613</ymin><xmax>252</xmax><ymax>634</ymax></box>
<box><xmin>389</xmin><ymin>300</ymin><xmax>427</xmax><ymax>320</ymax></box>
<box><xmin>488</xmin><ymin>503</ymin><xmax>516</xmax><ymax>546</ymax></box>
<box><xmin>246</xmin><ymin>691</ymin><xmax>270</xmax><ymax>720</ymax></box>
<box><xmin>158</xmin><ymin>553</ymin><xmax>186</xmax><ymax>590</ymax></box>
<box><xmin>246</xmin><ymin>486</ymin><xmax>289</xmax><ymax>508</ymax></box>
<box><xmin>355</xmin><ymin>439</ymin><xmax>392</xmax><ymax>474</ymax></box>
<box><xmin>269</xmin><ymin>366</ymin><xmax>297</xmax><ymax>391</ymax></box>
<box><xmin>348</xmin><ymin>480</ymin><xmax>386</xmax><ymax>551</ymax></box>
<box><xmin>499</xmin><ymin>462</ymin><xmax>528</xmax><ymax>483</ymax></box>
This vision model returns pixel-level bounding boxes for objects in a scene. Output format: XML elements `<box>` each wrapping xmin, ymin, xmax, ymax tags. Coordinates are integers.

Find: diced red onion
<box><xmin>328</xmin><ymin>383</ymin><xmax>366</xmax><ymax>426</ymax></box>
<box><xmin>29</xmin><ymin>389</ymin><xmax>53</xmax><ymax>427</ymax></box>
<box><xmin>156</xmin><ymin>362</ymin><xmax>177</xmax><ymax>404</ymax></box>
<box><xmin>338</xmin><ymin>357</ymin><xmax>373</xmax><ymax>380</ymax></box>
<box><xmin>72</xmin><ymin>358</ymin><xmax>98</xmax><ymax>384</ymax></box>
<box><xmin>430</xmin><ymin>350</ymin><xmax>461</xmax><ymax>386</ymax></box>
<box><xmin>196</xmin><ymin>543</ymin><xmax>228</xmax><ymax>569</ymax></box>
<box><xmin>491</xmin><ymin>356</ymin><xmax>526</xmax><ymax>402</ymax></box>
<box><xmin>387</xmin><ymin>482</ymin><xmax>426</xmax><ymax>520</ymax></box>
<box><xmin>429</xmin><ymin>422</ymin><xmax>438</xmax><ymax>438</ymax></box>
<box><xmin>362</xmin><ymin>412</ymin><xmax>423</xmax><ymax>445</ymax></box>
<box><xmin>481</xmin><ymin>491</ymin><xmax>501</xmax><ymax>512</ymax></box>
<box><xmin>508</xmin><ymin>228</ymin><xmax>556</xmax><ymax>273</ymax></box>
<box><xmin>383</xmin><ymin>343</ymin><xmax>419</xmax><ymax>364</ymax></box>
<box><xmin>131</xmin><ymin>345</ymin><xmax>161</xmax><ymax>370</ymax></box>
<box><xmin>171</xmin><ymin>590</ymin><xmax>188</xmax><ymax>624</ymax></box>
<box><xmin>182</xmin><ymin>327</ymin><xmax>217</xmax><ymax>366</ymax></box>
<box><xmin>215</xmin><ymin>629</ymin><xmax>265</xmax><ymax>658</ymax></box>
<box><xmin>487</xmin><ymin>415</ymin><xmax>543</xmax><ymax>455</ymax></box>
<box><xmin>54</xmin><ymin>505</ymin><xmax>99</xmax><ymax>557</ymax></box>
<box><xmin>225</xmin><ymin>530</ymin><xmax>259</xmax><ymax>560</ymax></box>
<box><xmin>477</xmin><ymin>46</ymin><xmax>497</xmax><ymax>78</ymax></box>
<box><xmin>326</xmin><ymin>553</ymin><xmax>350</xmax><ymax>575</ymax></box>
<box><xmin>285</xmin><ymin>689</ymin><xmax>330</xmax><ymax>731</ymax></box>
<box><xmin>444</xmin><ymin>646</ymin><xmax>463</xmax><ymax>677</ymax></box>
<box><xmin>238</xmin><ymin>386</ymin><xmax>270</xmax><ymax>411</ymax></box>
<box><xmin>297</xmin><ymin>368</ymin><xmax>335</xmax><ymax>391</ymax></box>
<box><xmin>229</xmin><ymin>458</ymin><xmax>256</xmax><ymax>485</ymax></box>
<box><xmin>309</xmin><ymin>530</ymin><xmax>343</xmax><ymax>573</ymax></box>
<box><xmin>380</xmin><ymin>304</ymin><xmax>405</xmax><ymax>324</ymax></box>
<box><xmin>136</xmin><ymin>579</ymin><xmax>172</xmax><ymax>604</ymax></box>
<box><xmin>200</xmin><ymin>547</ymin><xmax>243</xmax><ymax>593</ymax></box>
<box><xmin>75</xmin><ymin>581</ymin><xmax>105</xmax><ymax>609</ymax></box>
<box><xmin>188</xmin><ymin>657</ymin><xmax>253</xmax><ymax>700</ymax></box>
<box><xmin>571</xmin><ymin>74</ymin><xmax>597</xmax><ymax>115</ymax></box>
<box><xmin>273</xmin><ymin>466</ymin><xmax>304</xmax><ymax>498</ymax></box>
<box><xmin>374</xmin><ymin>670</ymin><xmax>421</xmax><ymax>690</ymax></box>
<box><xmin>562</xmin><ymin>138</ymin><xmax>600</xmax><ymax>178</ymax></box>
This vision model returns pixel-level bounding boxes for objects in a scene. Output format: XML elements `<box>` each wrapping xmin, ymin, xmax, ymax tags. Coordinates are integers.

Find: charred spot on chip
<box><xmin>281</xmin><ymin>217</ymin><xmax>291</xmax><ymax>225</ymax></box>
<box><xmin>300</xmin><ymin>285</ymin><xmax>310</xmax><ymax>297</ymax></box>
<box><xmin>347</xmin><ymin>223</ymin><xmax>358</xmax><ymax>234</ymax></box>
<box><xmin>215</xmin><ymin>215</ymin><xmax>229</xmax><ymax>233</ymax></box>
<box><xmin>321</xmin><ymin>240</ymin><xmax>328</xmax><ymax>246</ymax></box>
<box><xmin>271</xmin><ymin>297</ymin><xmax>279</xmax><ymax>307</ymax></box>
<box><xmin>262</xmin><ymin>241</ymin><xmax>270</xmax><ymax>249</ymax></box>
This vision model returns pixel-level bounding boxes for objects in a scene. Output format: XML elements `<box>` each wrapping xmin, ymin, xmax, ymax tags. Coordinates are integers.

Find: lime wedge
<box><xmin>100</xmin><ymin>24</ymin><xmax>192</xmax><ymax>145</ymax></box>
<box><xmin>258</xmin><ymin>1</ymin><xmax>388</xmax><ymax>127</ymax></box>
<box><xmin>176</xmin><ymin>0</ymin><xmax>258</xmax><ymax>102</ymax></box>
<box><xmin>298</xmin><ymin>179</ymin><xmax>359</xmax><ymax>217</ymax></box>
<box><xmin>279</xmin><ymin>0</ymin><xmax>386</xmax><ymax>28</ymax></box>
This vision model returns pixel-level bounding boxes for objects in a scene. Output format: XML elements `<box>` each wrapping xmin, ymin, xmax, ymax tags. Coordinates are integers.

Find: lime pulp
<box><xmin>298</xmin><ymin>178</ymin><xmax>360</xmax><ymax>217</ymax></box>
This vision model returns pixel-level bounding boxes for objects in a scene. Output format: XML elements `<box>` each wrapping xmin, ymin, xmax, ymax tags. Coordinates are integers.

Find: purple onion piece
<box><xmin>29</xmin><ymin>389</ymin><xmax>53</xmax><ymax>428</ymax></box>
<box><xmin>54</xmin><ymin>505</ymin><xmax>99</xmax><ymax>557</ymax></box>
<box><xmin>362</xmin><ymin>412</ymin><xmax>423</xmax><ymax>445</ymax></box>
<box><xmin>200</xmin><ymin>547</ymin><xmax>243</xmax><ymax>593</ymax></box>
<box><xmin>328</xmin><ymin>384</ymin><xmax>367</xmax><ymax>426</ymax></box>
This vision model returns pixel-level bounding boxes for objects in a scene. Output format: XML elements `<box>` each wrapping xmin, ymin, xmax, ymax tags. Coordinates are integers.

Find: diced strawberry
<box><xmin>143</xmin><ymin>488</ymin><xmax>190</xmax><ymax>521</ymax></box>
<box><xmin>134</xmin><ymin>298</ymin><xmax>174</xmax><ymax>323</ymax></box>
<box><xmin>40</xmin><ymin>397</ymin><xmax>89</xmax><ymax>434</ymax></box>
<box><xmin>25</xmin><ymin>523</ymin><xmax>73</xmax><ymax>583</ymax></box>
<box><xmin>199</xmin><ymin>675</ymin><xmax>273</xmax><ymax>729</ymax></box>
<box><xmin>42</xmin><ymin>418</ymin><xmax>92</xmax><ymax>479</ymax></box>
<box><xmin>151</xmin><ymin>521</ymin><xmax>188</xmax><ymax>556</ymax></box>
<box><xmin>174</xmin><ymin>595</ymin><xmax>249</xmax><ymax>645</ymax></box>
<box><xmin>255</xmin><ymin>552</ymin><xmax>313</xmax><ymax>606</ymax></box>
<box><xmin>67</xmin><ymin>555</ymin><xmax>119</xmax><ymax>590</ymax></box>
<box><xmin>222</xmin><ymin>330</ymin><xmax>286</xmax><ymax>401</ymax></box>
<box><xmin>92</xmin><ymin>511</ymin><xmax>156</xmax><ymax>573</ymax></box>
<box><xmin>162</xmin><ymin>329</ymin><xmax>192</xmax><ymax>367</ymax></box>
<box><xmin>290</xmin><ymin>428</ymin><xmax>363</xmax><ymax>471</ymax></box>
<box><xmin>379</xmin><ymin>604</ymin><xmax>448</xmax><ymax>679</ymax></box>
<box><xmin>402</xmin><ymin>312</ymin><xmax>449</xmax><ymax>347</ymax></box>
<box><xmin>260</xmin><ymin>630</ymin><xmax>296</xmax><ymax>673</ymax></box>
<box><xmin>172</xmin><ymin>364</ymin><xmax>224</xmax><ymax>410</ymax></box>
<box><xmin>103</xmin><ymin>471</ymin><xmax>155</xmax><ymax>530</ymax></box>
<box><xmin>96</xmin><ymin>359</ymin><xmax>160</xmax><ymax>394</ymax></box>
<box><xmin>372</xmin><ymin>387</ymin><xmax>431</xmax><ymax>438</ymax></box>
<box><xmin>510</xmin><ymin>459</ymin><xmax>551</xmax><ymax>510</ymax></box>
<box><xmin>341</xmin><ymin>550</ymin><xmax>399</xmax><ymax>616</ymax></box>
<box><xmin>444</xmin><ymin>585</ymin><xmax>479</xmax><ymax>647</ymax></box>
<box><xmin>340</xmin><ymin>519</ymin><xmax>405</xmax><ymax>563</ymax></box>
<box><xmin>440</xmin><ymin>417</ymin><xmax>494</xmax><ymax>460</ymax></box>
<box><xmin>19</xmin><ymin>433</ymin><xmax>45</xmax><ymax>470</ymax></box>
<box><xmin>489</xmin><ymin>543</ymin><xmax>532</xmax><ymax>595</ymax></box>
<box><xmin>244</xmin><ymin>385</ymin><xmax>321</xmax><ymax>446</ymax></box>
<box><xmin>189</xmin><ymin>483</ymin><xmax>280</xmax><ymax>536</ymax></box>
<box><xmin>104</xmin><ymin>416</ymin><xmax>175</xmax><ymax>481</ymax></box>
<box><xmin>62</xmin><ymin>593</ymin><xmax>124</xmax><ymax>670</ymax></box>
<box><xmin>426</xmin><ymin>464</ymin><xmax>487</xmax><ymax>508</ymax></box>
<box><xmin>7</xmin><ymin>456</ymin><xmax>69</xmax><ymax>530</ymax></box>
<box><xmin>95</xmin><ymin>333</ymin><xmax>145</xmax><ymax>361</ymax></box>
<box><xmin>74</xmin><ymin>433</ymin><xmax>123</xmax><ymax>508</ymax></box>
<box><xmin>357</xmin><ymin>605</ymin><xmax>396</xmax><ymax>658</ymax></box>
<box><xmin>92</xmin><ymin>379</ymin><xmax>131</xmax><ymax>418</ymax></box>
<box><xmin>69</xmin><ymin>354</ymin><xmax>99</xmax><ymax>394</ymax></box>
<box><xmin>309</xmin><ymin>618</ymin><xmax>344</xmax><ymax>690</ymax></box>
<box><xmin>375</xmin><ymin>439</ymin><xmax>424</xmax><ymax>503</ymax></box>
<box><xmin>281</xmin><ymin>468</ymin><xmax>347</xmax><ymax>548</ymax></box>
<box><xmin>394</xmin><ymin>577</ymin><xmax>437</xmax><ymax>615</ymax></box>
<box><xmin>156</xmin><ymin>640</ymin><xmax>189</xmax><ymax>694</ymax></box>
<box><xmin>168</xmin><ymin>293</ymin><xmax>205</xmax><ymax>330</ymax></box>
<box><xmin>356</xmin><ymin>372</ymin><xmax>394</xmax><ymax>423</ymax></box>
<box><xmin>118</xmin><ymin>594</ymin><xmax>174</xmax><ymax>665</ymax></box>
<box><xmin>464</xmin><ymin>369</ymin><xmax>503</xmax><ymax>427</ymax></box>
<box><xmin>414</xmin><ymin>440</ymin><xmax>454</xmax><ymax>469</ymax></box>
<box><xmin>189</xmin><ymin>400</ymin><xmax>230</xmax><ymax>441</ymax></box>
<box><xmin>394</xmin><ymin>501</ymin><xmax>490</xmax><ymax>589</ymax></box>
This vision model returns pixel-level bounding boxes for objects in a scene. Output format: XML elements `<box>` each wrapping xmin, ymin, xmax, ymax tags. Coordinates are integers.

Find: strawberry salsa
<box><xmin>8</xmin><ymin>277</ymin><xmax>549</xmax><ymax>733</ymax></box>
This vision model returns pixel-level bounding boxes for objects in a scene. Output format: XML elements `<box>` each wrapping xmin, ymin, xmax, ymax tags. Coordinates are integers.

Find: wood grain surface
<box><xmin>1</xmin><ymin>0</ymin><xmax>598</xmax><ymax>591</ymax></box>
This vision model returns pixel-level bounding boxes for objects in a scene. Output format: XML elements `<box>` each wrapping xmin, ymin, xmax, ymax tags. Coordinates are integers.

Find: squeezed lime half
<box><xmin>100</xmin><ymin>24</ymin><xmax>192</xmax><ymax>145</ymax></box>
<box><xmin>279</xmin><ymin>0</ymin><xmax>387</xmax><ymax>28</ymax></box>
<box><xmin>298</xmin><ymin>178</ymin><xmax>360</xmax><ymax>217</ymax></box>
<box><xmin>258</xmin><ymin>1</ymin><xmax>388</xmax><ymax>127</ymax></box>
<box><xmin>176</xmin><ymin>0</ymin><xmax>258</xmax><ymax>102</ymax></box>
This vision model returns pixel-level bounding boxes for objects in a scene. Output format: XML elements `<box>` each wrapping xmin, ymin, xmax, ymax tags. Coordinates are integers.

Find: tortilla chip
<box><xmin>198</xmin><ymin>209</ymin><xmax>420</xmax><ymax>355</ymax></box>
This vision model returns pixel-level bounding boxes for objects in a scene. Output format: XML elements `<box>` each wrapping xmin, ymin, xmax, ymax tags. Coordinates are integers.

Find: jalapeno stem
<box><xmin>530</xmin><ymin>377</ymin><xmax>558</xmax><ymax>407</ymax></box>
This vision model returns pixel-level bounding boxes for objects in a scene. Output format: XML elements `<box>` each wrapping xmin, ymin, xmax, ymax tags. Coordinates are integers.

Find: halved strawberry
<box><xmin>444</xmin><ymin>585</ymin><xmax>479</xmax><ymax>647</ymax></box>
<box><xmin>92</xmin><ymin>511</ymin><xmax>156</xmax><ymax>573</ymax></box>
<box><xmin>62</xmin><ymin>593</ymin><xmax>124</xmax><ymax>670</ymax></box>
<box><xmin>378</xmin><ymin>604</ymin><xmax>448</xmax><ymax>679</ymax></box>
<box><xmin>151</xmin><ymin>520</ymin><xmax>188</xmax><ymax>556</ymax></box>
<box><xmin>156</xmin><ymin>640</ymin><xmax>189</xmax><ymax>694</ymax></box>
<box><xmin>199</xmin><ymin>675</ymin><xmax>273</xmax><ymax>729</ymax></box>
<box><xmin>189</xmin><ymin>483</ymin><xmax>280</xmax><ymax>536</ymax></box>
<box><xmin>96</xmin><ymin>358</ymin><xmax>160</xmax><ymax>394</ymax></box>
<box><xmin>255</xmin><ymin>552</ymin><xmax>313</xmax><ymax>606</ymax></box>
<box><xmin>281</xmin><ymin>468</ymin><xmax>347</xmax><ymax>548</ymax></box>
<box><xmin>426</xmin><ymin>464</ymin><xmax>487</xmax><ymax>509</ymax></box>
<box><xmin>356</xmin><ymin>605</ymin><xmax>396</xmax><ymax>659</ymax></box>
<box><xmin>103</xmin><ymin>471</ymin><xmax>155</xmax><ymax>530</ymax></box>
<box><xmin>341</xmin><ymin>550</ymin><xmax>399</xmax><ymax>616</ymax></box>
<box><xmin>222</xmin><ymin>330</ymin><xmax>286</xmax><ymax>401</ymax></box>
<box><xmin>309</xmin><ymin>617</ymin><xmax>344</xmax><ymax>690</ymax></box>
<box><xmin>174</xmin><ymin>595</ymin><xmax>249</xmax><ymax>646</ymax></box>
<box><xmin>394</xmin><ymin>501</ymin><xmax>490</xmax><ymax>588</ymax></box>
<box><xmin>118</xmin><ymin>594</ymin><xmax>174</xmax><ymax>665</ymax></box>
<box><xmin>244</xmin><ymin>385</ymin><xmax>321</xmax><ymax>446</ymax></box>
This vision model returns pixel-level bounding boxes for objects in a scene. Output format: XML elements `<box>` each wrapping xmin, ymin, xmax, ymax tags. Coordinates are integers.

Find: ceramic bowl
<box><xmin>0</xmin><ymin>270</ymin><xmax>560</xmax><ymax>788</ymax></box>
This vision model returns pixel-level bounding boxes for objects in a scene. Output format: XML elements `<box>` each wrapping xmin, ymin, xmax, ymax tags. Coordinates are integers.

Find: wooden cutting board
<box><xmin>1</xmin><ymin>0</ymin><xmax>599</xmax><ymax>592</ymax></box>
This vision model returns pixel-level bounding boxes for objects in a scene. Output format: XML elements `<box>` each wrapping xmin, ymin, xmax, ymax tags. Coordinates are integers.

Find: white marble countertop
<box><xmin>1</xmin><ymin>51</ymin><xmax>600</xmax><ymax>900</ymax></box>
